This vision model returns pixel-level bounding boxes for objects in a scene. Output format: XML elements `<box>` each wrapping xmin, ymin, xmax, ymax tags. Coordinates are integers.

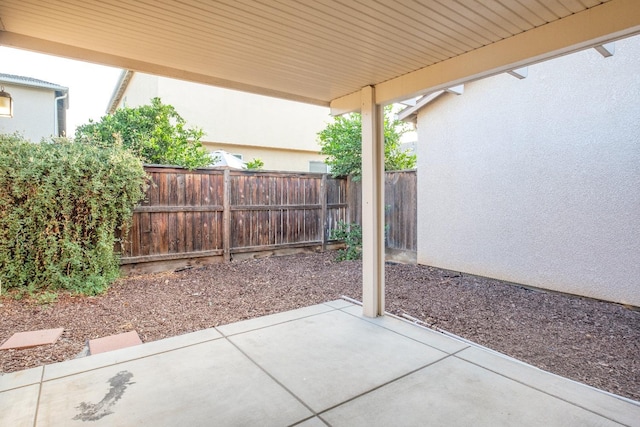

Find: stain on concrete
<box><xmin>73</xmin><ymin>370</ymin><xmax>135</xmax><ymax>422</ymax></box>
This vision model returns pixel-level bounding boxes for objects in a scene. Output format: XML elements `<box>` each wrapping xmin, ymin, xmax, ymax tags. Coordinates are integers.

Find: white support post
<box><xmin>361</xmin><ymin>85</ymin><xmax>385</xmax><ymax>317</ymax></box>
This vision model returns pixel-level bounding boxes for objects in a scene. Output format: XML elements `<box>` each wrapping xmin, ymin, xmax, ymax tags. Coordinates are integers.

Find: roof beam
<box><xmin>331</xmin><ymin>0</ymin><xmax>640</xmax><ymax>112</ymax></box>
<box><xmin>507</xmin><ymin>67</ymin><xmax>529</xmax><ymax>79</ymax></box>
<box><xmin>397</xmin><ymin>90</ymin><xmax>446</xmax><ymax>123</ymax></box>
<box><xmin>445</xmin><ymin>85</ymin><xmax>464</xmax><ymax>95</ymax></box>
<box><xmin>330</xmin><ymin>90</ymin><xmax>362</xmax><ymax>116</ymax></box>
<box><xmin>594</xmin><ymin>42</ymin><xmax>616</xmax><ymax>57</ymax></box>
<box><xmin>0</xmin><ymin>31</ymin><xmax>330</xmax><ymax>108</ymax></box>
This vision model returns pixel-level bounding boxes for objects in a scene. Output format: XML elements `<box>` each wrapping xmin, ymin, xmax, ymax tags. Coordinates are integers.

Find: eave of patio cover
<box><xmin>1</xmin><ymin>0</ymin><xmax>639</xmax><ymax>317</ymax></box>
<box><xmin>331</xmin><ymin>0</ymin><xmax>640</xmax><ymax>113</ymax></box>
<box><xmin>352</xmin><ymin>0</ymin><xmax>640</xmax><ymax>316</ymax></box>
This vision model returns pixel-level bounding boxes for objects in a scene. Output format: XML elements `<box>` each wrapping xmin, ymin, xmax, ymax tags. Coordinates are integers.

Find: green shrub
<box><xmin>0</xmin><ymin>134</ymin><xmax>148</xmax><ymax>295</ymax></box>
<box><xmin>330</xmin><ymin>221</ymin><xmax>362</xmax><ymax>261</ymax></box>
<box><xmin>245</xmin><ymin>158</ymin><xmax>264</xmax><ymax>170</ymax></box>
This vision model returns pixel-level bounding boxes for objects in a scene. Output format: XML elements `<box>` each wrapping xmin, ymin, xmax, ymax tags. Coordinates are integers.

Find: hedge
<box><xmin>0</xmin><ymin>134</ymin><xmax>148</xmax><ymax>295</ymax></box>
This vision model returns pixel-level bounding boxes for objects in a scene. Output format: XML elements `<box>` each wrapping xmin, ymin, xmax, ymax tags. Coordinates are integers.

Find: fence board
<box><xmin>139</xmin><ymin>212</ymin><xmax>152</xmax><ymax>256</ymax></box>
<box><xmin>193</xmin><ymin>211</ymin><xmax>202</xmax><ymax>252</ymax></box>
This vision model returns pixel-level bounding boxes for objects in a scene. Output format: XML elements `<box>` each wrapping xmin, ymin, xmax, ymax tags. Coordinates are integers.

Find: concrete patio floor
<box><xmin>1</xmin><ymin>299</ymin><xmax>638</xmax><ymax>426</ymax></box>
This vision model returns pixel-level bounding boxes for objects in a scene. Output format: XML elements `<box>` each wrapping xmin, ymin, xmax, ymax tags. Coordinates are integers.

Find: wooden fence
<box><xmin>120</xmin><ymin>166</ymin><xmax>348</xmax><ymax>273</ymax></box>
<box><xmin>120</xmin><ymin>167</ymin><xmax>416</xmax><ymax>273</ymax></box>
<box><xmin>348</xmin><ymin>170</ymin><xmax>417</xmax><ymax>262</ymax></box>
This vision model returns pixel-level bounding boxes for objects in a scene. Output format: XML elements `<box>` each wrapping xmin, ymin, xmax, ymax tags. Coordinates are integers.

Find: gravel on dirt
<box><xmin>1</xmin><ymin>252</ymin><xmax>638</xmax><ymax>401</ymax></box>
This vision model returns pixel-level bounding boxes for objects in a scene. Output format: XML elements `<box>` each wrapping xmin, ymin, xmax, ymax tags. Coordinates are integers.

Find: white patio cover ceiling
<box><xmin>0</xmin><ymin>0</ymin><xmax>638</xmax><ymax>112</ymax></box>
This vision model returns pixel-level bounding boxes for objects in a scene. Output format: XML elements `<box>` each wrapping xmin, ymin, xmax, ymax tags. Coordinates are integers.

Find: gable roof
<box><xmin>0</xmin><ymin>73</ymin><xmax>68</xmax><ymax>92</ymax></box>
<box><xmin>106</xmin><ymin>70</ymin><xmax>134</xmax><ymax>114</ymax></box>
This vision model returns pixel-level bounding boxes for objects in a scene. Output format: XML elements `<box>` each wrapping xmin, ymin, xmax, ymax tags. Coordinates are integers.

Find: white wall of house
<box><xmin>118</xmin><ymin>73</ymin><xmax>329</xmax><ymax>172</ymax></box>
<box><xmin>416</xmin><ymin>35</ymin><xmax>640</xmax><ymax>307</ymax></box>
<box><xmin>200</xmin><ymin>141</ymin><xmax>325</xmax><ymax>172</ymax></box>
<box><xmin>0</xmin><ymin>84</ymin><xmax>57</xmax><ymax>142</ymax></box>
<box><xmin>118</xmin><ymin>73</ymin><xmax>158</xmax><ymax>109</ymax></box>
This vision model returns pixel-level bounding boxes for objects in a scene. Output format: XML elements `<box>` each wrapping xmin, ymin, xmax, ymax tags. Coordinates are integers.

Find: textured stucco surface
<box><xmin>416</xmin><ymin>36</ymin><xmax>640</xmax><ymax>306</ymax></box>
<box><xmin>120</xmin><ymin>73</ymin><xmax>329</xmax><ymax>171</ymax></box>
<box><xmin>0</xmin><ymin>85</ymin><xmax>57</xmax><ymax>142</ymax></box>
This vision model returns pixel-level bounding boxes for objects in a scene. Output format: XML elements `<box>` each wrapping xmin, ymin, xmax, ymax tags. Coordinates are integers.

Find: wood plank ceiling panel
<box><xmin>224</xmin><ymin>0</ymin><xmax>428</xmax><ymax>77</ymax></box>
<box><xmin>0</xmin><ymin>0</ymin><xmax>613</xmax><ymax>104</ymax></box>
<box><xmin>459</xmin><ymin>0</ymin><xmax>530</xmax><ymax>33</ymax></box>
<box><xmin>400</xmin><ymin>0</ymin><xmax>502</xmax><ymax>44</ymax></box>
<box><xmin>504</xmin><ymin>1</ymin><xmax>553</xmax><ymax>24</ymax></box>
<box><xmin>578</xmin><ymin>0</ymin><xmax>607</xmax><ymax>6</ymax></box>
<box><xmin>559</xmin><ymin>0</ymin><xmax>595</xmax><ymax>12</ymax></box>
<box><xmin>393</xmin><ymin>1</ymin><xmax>491</xmax><ymax>47</ymax></box>
<box><xmin>518</xmin><ymin>0</ymin><xmax>564</xmax><ymax>21</ymax></box>
<box><xmin>476</xmin><ymin>0</ymin><xmax>542</xmax><ymax>28</ymax></box>
<box><xmin>227</xmin><ymin>0</ymin><xmax>418</xmax><ymax>71</ymax></box>
<box><xmin>253</xmin><ymin>0</ymin><xmax>422</xmax><ymax>58</ymax></box>
<box><xmin>435</xmin><ymin>2</ymin><xmax>515</xmax><ymax>38</ymax></box>
<box><xmin>537</xmin><ymin>0</ymin><xmax>574</xmax><ymax>16</ymax></box>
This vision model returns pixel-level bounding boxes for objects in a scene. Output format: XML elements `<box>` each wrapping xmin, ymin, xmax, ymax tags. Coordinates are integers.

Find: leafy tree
<box><xmin>317</xmin><ymin>105</ymin><xmax>416</xmax><ymax>180</ymax></box>
<box><xmin>75</xmin><ymin>97</ymin><xmax>210</xmax><ymax>169</ymax></box>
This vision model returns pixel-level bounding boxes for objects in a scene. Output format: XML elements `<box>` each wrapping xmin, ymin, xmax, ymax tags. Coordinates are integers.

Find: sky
<box><xmin>0</xmin><ymin>46</ymin><xmax>122</xmax><ymax>135</ymax></box>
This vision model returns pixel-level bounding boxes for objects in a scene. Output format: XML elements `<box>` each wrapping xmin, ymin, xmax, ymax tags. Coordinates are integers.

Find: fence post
<box><xmin>320</xmin><ymin>174</ymin><xmax>327</xmax><ymax>251</ymax></box>
<box><xmin>223</xmin><ymin>168</ymin><xmax>231</xmax><ymax>262</ymax></box>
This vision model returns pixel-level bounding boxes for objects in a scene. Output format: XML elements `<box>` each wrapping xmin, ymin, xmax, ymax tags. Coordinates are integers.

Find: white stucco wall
<box><xmin>0</xmin><ymin>84</ymin><xmax>57</xmax><ymax>142</ymax></box>
<box><xmin>119</xmin><ymin>73</ymin><xmax>329</xmax><ymax>171</ymax></box>
<box><xmin>416</xmin><ymin>35</ymin><xmax>640</xmax><ymax>306</ymax></box>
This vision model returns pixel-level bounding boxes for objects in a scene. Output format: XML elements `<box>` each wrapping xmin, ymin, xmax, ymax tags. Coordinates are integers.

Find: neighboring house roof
<box><xmin>0</xmin><ymin>73</ymin><xmax>70</xmax><ymax>138</ymax></box>
<box><xmin>0</xmin><ymin>73</ymin><xmax>70</xmax><ymax>109</ymax></box>
<box><xmin>106</xmin><ymin>69</ymin><xmax>134</xmax><ymax>114</ymax></box>
<box><xmin>0</xmin><ymin>73</ymin><xmax>68</xmax><ymax>92</ymax></box>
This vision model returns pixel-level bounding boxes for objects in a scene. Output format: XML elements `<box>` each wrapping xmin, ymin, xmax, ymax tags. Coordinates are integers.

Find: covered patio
<box><xmin>3</xmin><ymin>299</ymin><xmax>639</xmax><ymax>426</ymax></box>
<box><xmin>1</xmin><ymin>1</ymin><xmax>639</xmax><ymax>425</ymax></box>
<box><xmin>1</xmin><ymin>0</ymin><xmax>639</xmax><ymax>317</ymax></box>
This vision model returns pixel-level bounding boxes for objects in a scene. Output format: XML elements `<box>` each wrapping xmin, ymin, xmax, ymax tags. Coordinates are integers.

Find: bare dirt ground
<box><xmin>1</xmin><ymin>252</ymin><xmax>638</xmax><ymax>401</ymax></box>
